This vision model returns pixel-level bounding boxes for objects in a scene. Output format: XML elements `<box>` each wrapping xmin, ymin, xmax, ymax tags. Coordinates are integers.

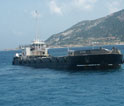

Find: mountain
<box><xmin>46</xmin><ymin>9</ymin><xmax>124</xmax><ymax>47</ymax></box>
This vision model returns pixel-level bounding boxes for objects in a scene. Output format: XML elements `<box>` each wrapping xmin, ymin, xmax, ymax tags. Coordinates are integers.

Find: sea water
<box><xmin>0</xmin><ymin>45</ymin><xmax>124</xmax><ymax>106</ymax></box>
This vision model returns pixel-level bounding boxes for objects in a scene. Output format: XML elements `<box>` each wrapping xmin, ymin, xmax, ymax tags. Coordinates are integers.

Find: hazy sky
<box><xmin>0</xmin><ymin>0</ymin><xmax>124</xmax><ymax>50</ymax></box>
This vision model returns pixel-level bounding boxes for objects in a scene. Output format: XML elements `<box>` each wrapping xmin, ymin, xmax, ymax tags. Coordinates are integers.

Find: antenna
<box><xmin>35</xmin><ymin>10</ymin><xmax>40</xmax><ymax>41</ymax></box>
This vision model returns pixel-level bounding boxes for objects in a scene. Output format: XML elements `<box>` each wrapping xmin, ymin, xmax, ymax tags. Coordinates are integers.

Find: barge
<box><xmin>12</xmin><ymin>40</ymin><xmax>123</xmax><ymax>70</ymax></box>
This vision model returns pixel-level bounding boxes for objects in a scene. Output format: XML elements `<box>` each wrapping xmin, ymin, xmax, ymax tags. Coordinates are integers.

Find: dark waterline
<box><xmin>0</xmin><ymin>45</ymin><xmax>124</xmax><ymax>106</ymax></box>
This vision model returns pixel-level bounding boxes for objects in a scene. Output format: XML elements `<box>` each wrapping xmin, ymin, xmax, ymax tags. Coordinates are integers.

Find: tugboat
<box><xmin>12</xmin><ymin>40</ymin><xmax>123</xmax><ymax>70</ymax></box>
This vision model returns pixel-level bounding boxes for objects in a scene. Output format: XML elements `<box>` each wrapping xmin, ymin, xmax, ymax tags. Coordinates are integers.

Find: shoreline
<box><xmin>1</xmin><ymin>43</ymin><xmax>124</xmax><ymax>52</ymax></box>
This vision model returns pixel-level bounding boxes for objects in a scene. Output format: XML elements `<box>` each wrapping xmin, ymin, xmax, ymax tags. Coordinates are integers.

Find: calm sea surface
<box><xmin>1</xmin><ymin>45</ymin><xmax>124</xmax><ymax>106</ymax></box>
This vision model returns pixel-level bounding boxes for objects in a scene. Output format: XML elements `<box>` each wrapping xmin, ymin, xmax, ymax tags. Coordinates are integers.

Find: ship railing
<box><xmin>19</xmin><ymin>45</ymin><xmax>31</xmax><ymax>49</ymax></box>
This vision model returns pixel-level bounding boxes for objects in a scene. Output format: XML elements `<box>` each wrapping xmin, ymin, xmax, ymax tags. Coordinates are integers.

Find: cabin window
<box><xmin>39</xmin><ymin>45</ymin><xmax>40</xmax><ymax>48</ymax></box>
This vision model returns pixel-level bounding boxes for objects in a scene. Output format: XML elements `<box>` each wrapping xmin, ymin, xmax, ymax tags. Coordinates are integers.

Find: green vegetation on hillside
<box><xmin>46</xmin><ymin>9</ymin><xmax>124</xmax><ymax>47</ymax></box>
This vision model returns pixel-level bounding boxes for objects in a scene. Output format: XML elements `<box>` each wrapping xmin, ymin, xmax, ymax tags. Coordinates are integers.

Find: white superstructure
<box><xmin>18</xmin><ymin>39</ymin><xmax>49</xmax><ymax>57</ymax></box>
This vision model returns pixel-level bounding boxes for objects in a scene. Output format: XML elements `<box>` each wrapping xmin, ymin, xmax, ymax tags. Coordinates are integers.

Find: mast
<box><xmin>34</xmin><ymin>10</ymin><xmax>40</xmax><ymax>42</ymax></box>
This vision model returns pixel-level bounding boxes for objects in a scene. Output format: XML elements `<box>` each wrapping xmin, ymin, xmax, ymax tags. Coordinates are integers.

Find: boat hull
<box><xmin>13</xmin><ymin>54</ymin><xmax>123</xmax><ymax>70</ymax></box>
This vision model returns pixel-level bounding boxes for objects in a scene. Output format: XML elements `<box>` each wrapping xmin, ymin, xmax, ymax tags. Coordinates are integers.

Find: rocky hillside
<box><xmin>46</xmin><ymin>9</ymin><xmax>124</xmax><ymax>47</ymax></box>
